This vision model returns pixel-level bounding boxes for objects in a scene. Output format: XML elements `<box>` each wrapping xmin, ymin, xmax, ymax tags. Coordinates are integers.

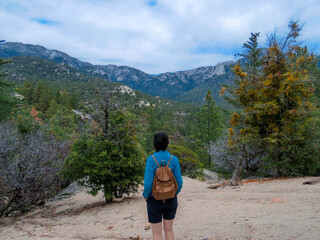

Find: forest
<box><xmin>0</xmin><ymin>21</ymin><xmax>320</xmax><ymax>216</ymax></box>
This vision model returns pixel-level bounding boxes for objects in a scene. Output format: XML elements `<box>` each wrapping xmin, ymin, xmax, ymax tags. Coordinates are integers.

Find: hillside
<box><xmin>0</xmin><ymin>55</ymin><xmax>189</xmax><ymax>111</ymax></box>
<box><xmin>1</xmin><ymin>177</ymin><xmax>319</xmax><ymax>240</ymax></box>
<box><xmin>0</xmin><ymin>42</ymin><xmax>235</xmax><ymax>105</ymax></box>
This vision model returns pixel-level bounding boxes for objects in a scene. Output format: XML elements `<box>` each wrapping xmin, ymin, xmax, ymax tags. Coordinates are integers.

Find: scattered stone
<box><xmin>129</xmin><ymin>235</ymin><xmax>141</xmax><ymax>239</ymax></box>
<box><xmin>144</xmin><ymin>222</ymin><xmax>151</xmax><ymax>230</ymax></box>
<box><xmin>123</xmin><ymin>214</ymin><xmax>135</xmax><ymax>220</ymax></box>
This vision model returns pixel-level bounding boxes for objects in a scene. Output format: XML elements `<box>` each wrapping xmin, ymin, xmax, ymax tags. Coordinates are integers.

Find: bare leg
<box><xmin>163</xmin><ymin>219</ymin><xmax>175</xmax><ymax>240</ymax></box>
<box><xmin>152</xmin><ymin>222</ymin><xmax>163</xmax><ymax>240</ymax></box>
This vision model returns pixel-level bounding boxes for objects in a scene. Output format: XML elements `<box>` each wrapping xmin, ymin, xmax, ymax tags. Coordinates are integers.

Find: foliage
<box><xmin>196</xmin><ymin>90</ymin><xmax>224</xmax><ymax>167</ymax></box>
<box><xmin>0</xmin><ymin>122</ymin><xmax>70</xmax><ymax>217</ymax></box>
<box><xmin>167</xmin><ymin>145</ymin><xmax>204</xmax><ymax>179</ymax></box>
<box><xmin>13</xmin><ymin>106</ymin><xmax>42</xmax><ymax>134</ymax></box>
<box><xmin>141</xmin><ymin>105</ymin><xmax>175</xmax><ymax>153</ymax></box>
<box><xmin>63</xmin><ymin>110</ymin><xmax>145</xmax><ymax>203</ymax></box>
<box><xmin>223</xmin><ymin>21</ymin><xmax>320</xmax><ymax>177</ymax></box>
<box><xmin>0</xmin><ymin>58</ymin><xmax>15</xmax><ymax>122</ymax></box>
<box><xmin>46</xmin><ymin>104</ymin><xmax>78</xmax><ymax>140</ymax></box>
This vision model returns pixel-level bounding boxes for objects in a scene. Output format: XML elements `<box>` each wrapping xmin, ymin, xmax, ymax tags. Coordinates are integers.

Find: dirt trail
<box><xmin>1</xmin><ymin>176</ymin><xmax>320</xmax><ymax>240</ymax></box>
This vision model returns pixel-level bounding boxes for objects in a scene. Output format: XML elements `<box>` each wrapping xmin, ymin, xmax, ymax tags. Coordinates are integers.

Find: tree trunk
<box><xmin>230</xmin><ymin>158</ymin><xmax>243</xmax><ymax>186</ymax></box>
<box><xmin>103</xmin><ymin>107</ymin><xmax>109</xmax><ymax>139</ymax></box>
<box><xmin>207</xmin><ymin>106</ymin><xmax>211</xmax><ymax>168</ymax></box>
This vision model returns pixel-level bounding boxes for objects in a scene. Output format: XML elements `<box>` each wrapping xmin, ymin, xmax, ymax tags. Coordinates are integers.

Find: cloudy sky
<box><xmin>0</xmin><ymin>0</ymin><xmax>320</xmax><ymax>73</ymax></box>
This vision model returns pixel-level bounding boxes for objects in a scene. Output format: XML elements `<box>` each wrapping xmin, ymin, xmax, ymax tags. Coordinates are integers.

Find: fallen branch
<box><xmin>208</xmin><ymin>180</ymin><xmax>230</xmax><ymax>189</ymax></box>
<box><xmin>303</xmin><ymin>178</ymin><xmax>320</xmax><ymax>185</ymax></box>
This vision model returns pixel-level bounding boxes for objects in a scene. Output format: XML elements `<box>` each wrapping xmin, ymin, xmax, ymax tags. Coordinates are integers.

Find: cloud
<box><xmin>0</xmin><ymin>0</ymin><xmax>319</xmax><ymax>73</ymax></box>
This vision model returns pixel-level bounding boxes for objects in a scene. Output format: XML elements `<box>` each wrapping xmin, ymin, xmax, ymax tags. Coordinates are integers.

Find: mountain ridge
<box><xmin>0</xmin><ymin>41</ymin><xmax>235</xmax><ymax>104</ymax></box>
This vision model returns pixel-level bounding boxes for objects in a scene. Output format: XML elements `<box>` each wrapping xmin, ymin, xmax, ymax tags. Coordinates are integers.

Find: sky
<box><xmin>0</xmin><ymin>0</ymin><xmax>320</xmax><ymax>74</ymax></box>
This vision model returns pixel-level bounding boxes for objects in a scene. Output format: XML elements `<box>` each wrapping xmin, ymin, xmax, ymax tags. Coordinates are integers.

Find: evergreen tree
<box><xmin>63</xmin><ymin>110</ymin><xmax>145</xmax><ymax>203</ymax></box>
<box><xmin>33</xmin><ymin>81</ymin><xmax>53</xmax><ymax>113</ymax></box>
<box><xmin>19</xmin><ymin>81</ymin><xmax>34</xmax><ymax>103</ymax></box>
<box><xmin>197</xmin><ymin>90</ymin><xmax>224</xmax><ymax>167</ymax></box>
<box><xmin>226</xmin><ymin>21</ymin><xmax>319</xmax><ymax>183</ymax></box>
<box><xmin>0</xmin><ymin>58</ymin><xmax>14</xmax><ymax>122</ymax></box>
<box><xmin>63</xmin><ymin>85</ymin><xmax>145</xmax><ymax>202</ymax></box>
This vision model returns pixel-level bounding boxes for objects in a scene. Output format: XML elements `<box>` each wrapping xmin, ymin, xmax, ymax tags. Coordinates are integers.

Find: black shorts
<box><xmin>147</xmin><ymin>195</ymin><xmax>178</xmax><ymax>224</ymax></box>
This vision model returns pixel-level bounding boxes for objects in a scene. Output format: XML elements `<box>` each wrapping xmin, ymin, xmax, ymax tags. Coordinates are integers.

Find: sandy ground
<box><xmin>1</xmin><ymin>176</ymin><xmax>320</xmax><ymax>240</ymax></box>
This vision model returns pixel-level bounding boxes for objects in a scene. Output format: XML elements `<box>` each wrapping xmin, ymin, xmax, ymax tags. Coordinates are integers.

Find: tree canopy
<box><xmin>223</xmin><ymin>21</ymin><xmax>320</xmax><ymax>183</ymax></box>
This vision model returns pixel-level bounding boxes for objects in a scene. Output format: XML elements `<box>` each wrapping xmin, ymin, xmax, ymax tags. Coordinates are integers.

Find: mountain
<box><xmin>0</xmin><ymin>55</ymin><xmax>187</xmax><ymax>111</ymax></box>
<box><xmin>0</xmin><ymin>42</ymin><xmax>91</xmax><ymax>69</ymax></box>
<box><xmin>0</xmin><ymin>42</ymin><xmax>235</xmax><ymax>105</ymax></box>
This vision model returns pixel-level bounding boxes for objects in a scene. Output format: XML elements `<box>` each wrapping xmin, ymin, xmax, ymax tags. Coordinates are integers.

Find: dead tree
<box><xmin>90</xmin><ymin>82</ymin><xmax>120</xmax><ymax>140</ymax></box>
<box><xmin>209</xmin><ymin>137</ymin><xmax>265</xmax><ymax>186</ymax></box>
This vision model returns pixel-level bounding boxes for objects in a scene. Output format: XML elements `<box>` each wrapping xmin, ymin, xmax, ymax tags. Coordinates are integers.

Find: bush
<box><xmin>46</xmin><ymin>105</ymin><xmax>78</xmax><ymax>140</ymax></box>
<box><xmin>63</xmin><ymin>110</ymin><xmax>145</xmax><ymax>203</ymax></box>
<box><xmin>0</xmin><ymin>122</ymin><xmax>70</xmax><ymax>217</ymax></box>
<box><xmin>167</xmin><ymin>145</ymin><xmax>204</xmax><ymax>179</ymax></box>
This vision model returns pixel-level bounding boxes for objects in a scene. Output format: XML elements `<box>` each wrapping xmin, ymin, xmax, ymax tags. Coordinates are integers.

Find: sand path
<box><xmin>1</xmin><ymin>176</ymin><xmax>320</xmax><ymax>240</ymax></box>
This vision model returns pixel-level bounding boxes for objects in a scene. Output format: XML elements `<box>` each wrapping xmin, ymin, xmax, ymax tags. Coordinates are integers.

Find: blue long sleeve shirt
<box><xmin>143</xmin><ymin>150</ymin><xmax>183</xmax><ymax>199</ymax></box>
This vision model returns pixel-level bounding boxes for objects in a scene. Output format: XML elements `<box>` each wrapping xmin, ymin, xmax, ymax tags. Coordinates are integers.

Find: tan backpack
<box><xmin>151</xmin><ymin>155</ymin><xmax>178</xmax><ymax>201</ymax></box>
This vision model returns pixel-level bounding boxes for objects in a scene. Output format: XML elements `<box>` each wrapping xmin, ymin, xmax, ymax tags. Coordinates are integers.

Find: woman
<box><xmin>143</xmin><ymin>131</ymin><xmax>183</xmax><ymax>240</ymax></box>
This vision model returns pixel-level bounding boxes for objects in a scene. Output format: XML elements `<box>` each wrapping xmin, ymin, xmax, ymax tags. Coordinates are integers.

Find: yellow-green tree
<box><xmin>226</xmin><ymin>21</ymin><xmax>319</xmax><ymax>183</ymax></box>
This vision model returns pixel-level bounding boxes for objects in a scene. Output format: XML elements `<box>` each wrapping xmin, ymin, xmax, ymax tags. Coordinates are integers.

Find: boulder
<box><xmin>203</xmin><ymin>169</ymin><xmax>219</xmax><ymax>181</ymax></box>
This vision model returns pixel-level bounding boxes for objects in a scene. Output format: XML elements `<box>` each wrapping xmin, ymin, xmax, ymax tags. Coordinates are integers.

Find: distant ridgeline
<box><xmin>0</xmin><ymin>55</ymin><xmax>186</xmax><ymax>111</ymax></box>
<box><xmin>0</xmin><ymin>42</ymin><xmax>236</xmax><ymax>106</ymax></box>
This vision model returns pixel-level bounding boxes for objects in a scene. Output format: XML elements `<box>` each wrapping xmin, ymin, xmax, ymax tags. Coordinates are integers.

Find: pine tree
<box><xmin>33</xmin><ymin>81</ymin><xmax>53</xmax><ymax>113</ymax></box>
<box><xmin>0</xmin><ymin>58</ymin><xmax>14</xmax><ymax>122</ymax></box>
<box><xmin>197</xmin><ymin>90</ymin><xmax>224</xmax><ymax>167</ymax></box>
<box><xmin>19</xmin><ymin>81</ymin><xmax>34</xmax><ymax>103</ymax></box>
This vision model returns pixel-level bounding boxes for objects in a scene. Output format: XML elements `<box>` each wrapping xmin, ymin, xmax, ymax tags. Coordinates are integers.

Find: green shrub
<box><xmin>167</xmin><ymin>145</ymin><xmax>204</xmax><ymax>179</ymax></box>
<box><xmin>46</xmin><ymin>105</ymin><xmax>78</xmax><ymax>140</ymax></box>
<box><xmin>62</xmin><ymin>111</ymin><xmax>145</xmax><ymax>203</ymax></box>
<box><xmin>14</xmin><ymin>107</ymin><xmax>41</xmax><ymax>134</ymax></box>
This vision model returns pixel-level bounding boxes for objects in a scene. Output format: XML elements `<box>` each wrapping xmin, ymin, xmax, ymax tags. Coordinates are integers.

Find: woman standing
<box><xmin>143</xmin><ymin>132</ymin><xmax>183</xmax><ymax>240</ymax></box>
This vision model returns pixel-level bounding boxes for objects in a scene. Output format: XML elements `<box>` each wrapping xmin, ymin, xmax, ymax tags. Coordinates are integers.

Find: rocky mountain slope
<box><xmin>1</xmin><ymin>55</ymin><xmax>180</xmax><ymax>110</ymax></box>
<box><xmin>0</xmin><ymin>42</ymin><xmax>235</xmax><ymax>105</ymax></box>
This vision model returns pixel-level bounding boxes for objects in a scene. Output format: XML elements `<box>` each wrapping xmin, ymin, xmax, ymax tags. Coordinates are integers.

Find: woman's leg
<box><xmin>152</xmin><ymin>222</ymin><xmax>163</xmax><ymax>240</ymax></box>
<box><xmin>163</xmin><ymin>219</ymin><xmax>175</xmax><ymax>240</ymax></box>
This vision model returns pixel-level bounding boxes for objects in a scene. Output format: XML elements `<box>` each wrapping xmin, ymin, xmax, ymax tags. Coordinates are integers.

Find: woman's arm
<box><xmin>173</xmin><ymin>156</ymin><xmax>183</xmax><ymax>194</ymax></box>
<box><xmin>142</xmin><ymin>156</ymin><xmax>155</xmax><ymax>199</ymax></box>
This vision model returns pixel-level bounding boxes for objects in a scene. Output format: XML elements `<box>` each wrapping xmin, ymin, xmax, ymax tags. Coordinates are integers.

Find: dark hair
<box><xmin>153</xmin><ymin>131</ymin><xmax>169</xmax><ymax>152</ymax></box>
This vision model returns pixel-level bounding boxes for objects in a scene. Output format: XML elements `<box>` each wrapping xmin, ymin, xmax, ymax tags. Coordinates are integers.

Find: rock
<box><xmin>203</xmin><ymin>169</ymin><xmax>219</xmax><ymax>181</ymax></box>
<box><xmin>144</xmin><ymin>222</ymin><xmax>151</xmax><ymax>230</ymax></box>
<box><xmin>46</xmin><ymin>182</ymin><xmax>88</xmax><ymax>203</ymax></box>
<box><xmin>129</xmin><ymin>235</ymin><xmax>141</xmax><ymax>239</ymax></box>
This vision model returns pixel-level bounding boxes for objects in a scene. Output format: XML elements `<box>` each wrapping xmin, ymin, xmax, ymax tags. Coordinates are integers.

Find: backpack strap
<box><xmin>151</xmin><ymin>155</ymin><xmax>173</xmax><ymax>167</ymax></box>
<box><xmin>167</xmin><ymin>155</ymin><xmax>173</xmax><ymax>167</ymax></box>
<box><xmin>151</xmin><ymin>155</ymin><xmax>160</xmax><ymax>167</ymax></box>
